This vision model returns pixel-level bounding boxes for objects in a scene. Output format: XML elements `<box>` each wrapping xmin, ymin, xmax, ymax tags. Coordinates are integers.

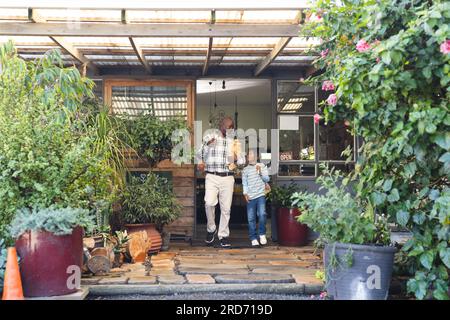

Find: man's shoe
<box><xmin>205</xmin><ymin>229</ymin><xmax>217</xmax><ymax>245</ymax></box>
<box><xmin>259</xmin><ymin>235</ymin><xmax>267</xmax><ymax>245</ymax></box>
<box><xmin>251</xmin><ymin>239</ymin><xmax>260</xmax><ymax>247</ymax></box>
<box><xmin>220</xmin><ymin>237</ymin><xmax>231</xmax><ymax>248</ymax></box>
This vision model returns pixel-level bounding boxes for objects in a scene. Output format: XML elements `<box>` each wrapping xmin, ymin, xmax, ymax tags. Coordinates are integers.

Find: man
<box><xmin>197</xmin><ymin>116</ymin><xmax>245</xmax><ymax>248</ymax></box>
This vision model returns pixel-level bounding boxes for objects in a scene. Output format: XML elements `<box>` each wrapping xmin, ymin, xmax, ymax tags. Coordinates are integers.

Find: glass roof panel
<box><xmin>286</xmin><ymin>37</ymin><xmax>322</xmax><ymax>48</ymax></box>
<box><xmin>0</xmin><ymin>36</ymin><xmax>55</xmax><ymax>46</ymax></box>
<box><xmin>229</xmin><ymin>37</ymin><xmax>280</xmax><ymax>47</ymax></box>
<box><xmin>0</xmin><ymin>9</ymin><xmax>28</xmax><ymax>20</ymax></box>
<box><xmin>127</xmin><ymin>10</ymin><xmax>210</xmax><ymax>23</ymax></box>
<box><xmin>134</xmin><ymin>37</ymin><xmax>210</xmax><ymax>48</ymax></box>
<box><xmin>34</xmin><ymin>9</ymin><xmax>121</xmax><ymax>22</ymax></box>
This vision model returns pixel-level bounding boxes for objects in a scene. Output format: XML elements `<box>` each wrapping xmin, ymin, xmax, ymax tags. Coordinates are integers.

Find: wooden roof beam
<box><xmin>254</xmin><ymin>10</ymin><xmax>303</xmax><ymax>76</ymax></box>
<box><xmin>254</xmin><ymin>37</ymin><xmax>291</xmax><ymax>76</ymax></box>
<box><xmin>129</xmin><ymin>37</ymin><xmax>151</xmax><ymax>74</ymax></box>
<box><xmin>1</xmin><ymin>22</ymin><xmax>301</xmax><ymax>37</ymax></box>
<box><xmin>202</xmin><ymin>10</ymin><xmax>215</xmax><ymax>76</ymax></box>
<box><xmin>121</xmin><ymin>9</ymin><xmax>151</xmax><ymax>74</ymax></box>
<box><xmin>28</xmin><ymin>9</ymin><xmax>98</xmax><ymax>75</ymax></box>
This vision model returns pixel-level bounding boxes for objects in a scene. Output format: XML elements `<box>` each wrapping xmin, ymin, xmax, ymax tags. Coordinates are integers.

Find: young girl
<box><xmin>242</xmin><ymin>149</ymin><xmax>270</xmax><ymax>246</ymax></box>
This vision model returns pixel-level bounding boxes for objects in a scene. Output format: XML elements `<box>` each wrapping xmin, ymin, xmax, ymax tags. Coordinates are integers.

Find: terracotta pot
<box><xmin>124</xmin><ymin>223</ymin><xmax>162</xmax><ymax>254</ymax></box>
<box><xmin>276</xmin><ymin>208</ymin><xmax>308</xmax><ymax>246</ymax></box>
<box><xmin>15</xmin><ymin>226</ymin><xmax>83</xmax><ymax>297</ymax></box>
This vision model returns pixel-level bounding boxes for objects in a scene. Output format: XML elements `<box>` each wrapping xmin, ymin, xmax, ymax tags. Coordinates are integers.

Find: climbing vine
<box><xmin>305</xmin><ymin>0</ymin><xmax>450</xmax><ymax>299</ymax></box>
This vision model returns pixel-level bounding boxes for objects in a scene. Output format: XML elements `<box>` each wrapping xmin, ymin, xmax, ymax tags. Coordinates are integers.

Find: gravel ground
<box><xmin>88</xmin><ymin>292</ymin><xmax>320</xmax><ymax>300</ymax></box>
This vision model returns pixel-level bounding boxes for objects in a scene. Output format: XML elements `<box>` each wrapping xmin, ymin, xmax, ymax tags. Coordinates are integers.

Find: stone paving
<box><xmin>82</xmin><ymin>245</ymin><xmax>324</xmax><ymax>289</ymax></box>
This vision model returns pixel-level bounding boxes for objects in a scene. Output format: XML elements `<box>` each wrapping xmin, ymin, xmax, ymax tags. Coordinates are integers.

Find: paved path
<box><xmin>83</xmin><ymin>245</ymin><xmax>324</xmax><ymax>295</ymax></box>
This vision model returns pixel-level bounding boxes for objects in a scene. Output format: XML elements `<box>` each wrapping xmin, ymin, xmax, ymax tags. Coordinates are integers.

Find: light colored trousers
<box><xmin>204</xmin><ymin>173</ymin><xmax>235</xmax><ymax>239</ymax></box>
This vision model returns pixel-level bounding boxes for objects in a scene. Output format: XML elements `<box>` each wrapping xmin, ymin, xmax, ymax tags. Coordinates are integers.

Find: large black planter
<box><xmin>324</xmin><ymin>242</ymin><xmax>396</xmax><ymax>300</ymax></box>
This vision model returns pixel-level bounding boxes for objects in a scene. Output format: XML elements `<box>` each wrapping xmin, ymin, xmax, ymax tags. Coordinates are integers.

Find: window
<box><xmin>276</xmin><ymin>81</ymin><xmax>357</xmax><ymax>178</ymax></box>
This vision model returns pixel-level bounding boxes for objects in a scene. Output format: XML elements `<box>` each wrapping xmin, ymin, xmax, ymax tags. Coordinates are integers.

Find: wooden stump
<box><xmin>126</xmin><ymin>231</ymin><xmax>152</xmax><ymax>263</ymax></box>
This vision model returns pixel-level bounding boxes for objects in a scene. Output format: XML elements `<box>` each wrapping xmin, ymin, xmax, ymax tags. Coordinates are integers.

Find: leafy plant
<box><xmin>8</xmin><ymin>207</ymin><xmax>95</xmax><ymax>238</ymax></box>
<box><xmin>107</xmin><ymin>230</ymin><xmax>131</xmax><ymax>254</ymax></box>
<box><xmin>267</xmin><ymin>182</ymin><xmax>303</xmax><ymax>208</ymax></box>
<box><xmin>292</xmin><ymin>163</ymin><xmax>390</xmax><ymax>246</ymax></box>
<box><xmin>0</xmin><ymin>42</ymin><xmax>118</xmax><ymax>242</ymax></box>
<box><xmin>304</xmin><ymin>0</ymin><xmax>450</xmax><ymax>299</ymax></box>
<box><xmin>122</xmin><ymin>115</ymin><xmax>189</xmax><ymax>167</ymax></box>
<box><xmin>121</xmin><ymin>173</ymin><xmax>182</xmax><ymax>230</ymax></box>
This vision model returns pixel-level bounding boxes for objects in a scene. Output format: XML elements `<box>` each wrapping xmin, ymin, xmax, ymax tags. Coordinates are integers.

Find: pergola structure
<box><xmin>0</xmin><ymin>0</ymin><xmax>320</xmax><ymax>78</ymax></box>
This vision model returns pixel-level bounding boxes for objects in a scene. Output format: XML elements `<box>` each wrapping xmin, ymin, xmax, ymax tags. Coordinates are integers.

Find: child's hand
<box><xmin>244</xmin><ymin>194</ymin><xmax>250</xmax><ymax>203</ymax></box>
<box><xmin>256</xmin><ymin>164</ymin><xmax>261</xmax><ymax>173</ymax></box>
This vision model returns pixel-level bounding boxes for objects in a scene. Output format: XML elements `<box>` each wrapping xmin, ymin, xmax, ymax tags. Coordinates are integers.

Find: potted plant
<box><xmin>8</xmin><ymin>207</ymin><xmax>94</xmax><ymax>297</ymax></box>
<box><xmin>267</xmin><ymin>183</ymin><xmax>308</xmax><ymax>246</ymax></box>
<box><xmin>121</xmin><ymin>172</ymin><xmax>182</xmax><ymax>255</ymax></box>
<box><xmin>107</xmin><ymin>230</ymin><xmax>131</xmax><ymax>268</ymax></box>
<box><xmin>291</xmin><ymin>164</ymin><xmax>395</xmax><ymax>300</ymax></box>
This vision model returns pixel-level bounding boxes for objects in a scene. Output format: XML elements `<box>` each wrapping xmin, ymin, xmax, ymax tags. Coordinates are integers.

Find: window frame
<box><xmin>276</xmin><ymin>80</ymin><xmax>358</xmax><ymax>180</ymax></box>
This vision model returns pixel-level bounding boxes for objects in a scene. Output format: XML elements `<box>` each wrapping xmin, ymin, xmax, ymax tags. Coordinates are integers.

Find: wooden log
<box><xmin>83</xmin><ymin>237</ymin><xmax>96</xmax><ymax>250</ymax></box>
<box><xmin>126</xmin><ymin>230</ymin><xmax>152</xmax><ymax>263</ymax></box>
<box><xmin>90</xmin><ymin>247</ymin><xmax>114</xmax><ymax>265</ymax></box>
<box><xmin>87</xmin><ymin>255</ymin><xmax>111</xmax><ymax>275</ymax></box>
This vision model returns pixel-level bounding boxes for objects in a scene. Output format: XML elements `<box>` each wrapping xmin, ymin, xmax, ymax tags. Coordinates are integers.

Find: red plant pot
<box><xmin>276</xmin><ymin>208</ymin><xmax>308</xmax><ymax>246</ymax></box>
<box><xmin>15</xmin><ymin>226</ymin><xmax>84</xmax><ymax>297</ymax></box>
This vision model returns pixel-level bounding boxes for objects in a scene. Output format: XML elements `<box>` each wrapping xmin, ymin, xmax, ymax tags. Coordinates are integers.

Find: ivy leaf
<box><xmin>439</xmin><ymin>248</ymin><xmax>450</xmax><ymax>269</ymax></box>
<box><xmin>397</xmin><ymin>210</ymin><xmax>410</xmax><ymax>227</ymax></box>
<box><xmin>388</xmin><ymin>188</ymin><xmax>400</xmax><ymax>203</ymax></box>
<box><xmin>403</xmin><ymin>162</ymin><xmax>417</xmax><ymax>178</ymax></box>
<box><xmin>438</xmin><ymin>152</ymin><xmax>450</xmax><ymax>164</ymax></box>
<box><xmin>433</xmin><ymin>133</ymin><xmax>450</xmax><ymax>150</ymax></box>
<box><xmin>419</xmin><ymin>251</ymin><xmax>434</xmax><ymax>270</ymax></box>
<box><xmin>382</xmin><ymin>179</ymin><xmax>393</xmax><ymax>192</ymax></box>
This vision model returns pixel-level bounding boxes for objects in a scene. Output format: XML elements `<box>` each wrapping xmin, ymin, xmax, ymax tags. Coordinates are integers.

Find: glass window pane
<box><xmin>319</xmin><ymin>120</ymin><xmax>354</xmax><ymax>161</ymax></box>
<box><xmin>111</xmin><ymin>85</ymin><xmax>187</xmax><ymax>120</ymax></box>
<box><xmin>277</xmin><ymin>82</ymin><xmax>315</xmax><ymax>113</ymax></box>
<box><xmin>318</xmin><ymin>163</ymin><xmax>355</xmax><ymax>175</ymax></box>
<box><xmin>279</xmin><ymin>117</ymin><xmax>315</xmax><ymax>161</ymax></box>
<box><xmin>278</xmin><ymin>164</ymin><xmax>315</xmax><ymax>177</ymax></box>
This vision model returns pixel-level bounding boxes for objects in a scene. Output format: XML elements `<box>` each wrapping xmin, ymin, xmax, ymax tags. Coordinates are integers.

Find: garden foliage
<box><xmin>306</xmin><ymin>0</ymin><xmax>449</xmax><ymax>299</ymax></box>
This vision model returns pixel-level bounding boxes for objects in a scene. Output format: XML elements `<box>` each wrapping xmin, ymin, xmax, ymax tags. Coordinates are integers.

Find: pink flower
<box><xmin>440</xmin><ymin>40</ymin><xmax>450</xmax><ymax>54</ymax></box>
<box><xmin>376</xmin><ymin>57</ymin><xmax>381</xmax><ymax>63</ymax></box>
<box><xmin>326</xmin><ymin>93</ymin><xmax>337</xmax><ymax>106</ymax></box>
<box><xmin>320</xmin><ymin>48</ymin><xmax>329</xmax><ymax>58</ymax></box>
<box><xmin>356</xmin><ymin>39</ymin><xmax>370</xmax><ymax>52</ymax></box>
<box><xmin>310</xmin><ymin>295</ymin><xmax>315</xmax><ymax>299</ymax></box>
<box><xmin>319</xmin><ymin>291</ymin><xmax>328</xmax><ymax>299</ymax></box>
<box><xmin>322</xmin><ymin>80</ymin><xmax>335</xmax><ymax>91</ymax></box>
<box><xmin>314</xmin><ymin>113</ymin><xmax>321</xmax><ymax>124</ymax></box>
<box><xmin>344</xmin><ymin>120</ymin><xmax>350</xmax><ymax>127</ymax></box>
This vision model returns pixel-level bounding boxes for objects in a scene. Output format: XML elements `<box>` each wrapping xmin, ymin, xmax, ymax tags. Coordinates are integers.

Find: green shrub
<box><xmin>267</xmin><ymin>183</ymin><xmax>303</xmax><ymax>208</ymax></box>
<box><xmin>121</xmin><ymin>173</ymin><xmax>182</xmax><ymax>230</ymax></box>
<box><xmin>122</xmin><ymin>115</ymin><xmax>189</xmax><ymax>167</ymax></box>
<box><xmin>0</xmin><ymin>42</ymin><xmax>118</xmax><ymax>242</ymax></box>
<box><xmin>292</xmin><ymin>164</ymin><xmax>390</xmax><ymax>246</ymax></box>
<box><xmin>8</xmin><ymin>207</ymin><xmax>94</xmax><ymax>238</ymax></box>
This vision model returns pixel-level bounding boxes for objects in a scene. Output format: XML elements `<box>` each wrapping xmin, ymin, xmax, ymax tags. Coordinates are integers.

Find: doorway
<box><xmin>194</xmin><ymin>79</ymin><xmax>273</xmax><ymax>243</ymax></box>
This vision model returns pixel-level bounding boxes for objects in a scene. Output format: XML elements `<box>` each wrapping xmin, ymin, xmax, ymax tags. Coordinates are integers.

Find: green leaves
<box><xmin>439</xmin><ymin>247</ymin><xmax>450</xmax><ymax>269</ymax></box>
<box><xmin>387</xmin><ymin>188</ymin><xmax>400</xmax><ymax>203</ymax></box>
<box><xmin>307</xmin><ymin>0</ymin><xmax>450</xmax><ymax>300</ymax></box>
<box><xmin>396</xmin><ymin>210</ymin><xmax>410</xmax><ymax>227</ymax></box>
<box><xmin>433</xmin><ymin>132</ymin><xmax>450</xmax><ymax>150</ymax></box>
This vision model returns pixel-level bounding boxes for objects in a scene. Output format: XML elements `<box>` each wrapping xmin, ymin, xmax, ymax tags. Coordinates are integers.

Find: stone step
<box><xmin>177</xmin><ymin>263</ymin><xmax>247</xmax><ymax>270</ymax></box>
<box><xmin>177</xmin><ymin>268</ymin><xmax>250</xmax><ymax>275</ymax></box>
<box><xmin>251</xmin><ymin>267</ymin><xmax>318</xmax><ymax>276</ymax></box>
<box><xmin>214</xmin><ymin>274</ymin><xmax>294</xmax><ymax>284</ymax></box>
